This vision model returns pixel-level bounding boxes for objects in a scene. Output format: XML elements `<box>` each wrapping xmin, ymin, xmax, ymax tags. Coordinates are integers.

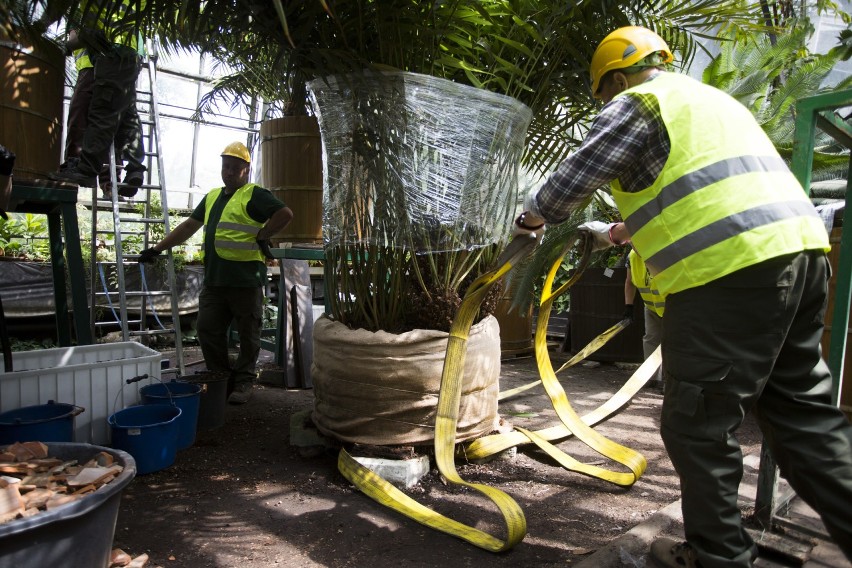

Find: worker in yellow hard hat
<box><xmin>513</xmin><ymin>25</ymin><xmax>852</xmax><ymax>568</ymax></box>
<box><xmin>139</xmin><ymin>141</ymin><xmax>294</xmax><ymax>405</ymax></box>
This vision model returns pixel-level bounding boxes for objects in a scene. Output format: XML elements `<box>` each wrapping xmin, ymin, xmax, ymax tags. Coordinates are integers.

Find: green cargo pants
<box><xmin>78</xmin><ymin>45</ymin><xmax>145</xmax><ymax>177</ymax></box>
<box><xmin>197</xmin><ymin>285</ymin><xmax>263</xmax><ymax>387</ymax></box>
<box><xmin>661</xmin><ymin>250</ymin><xmax>852</xmax><ymax>568</ymax></box>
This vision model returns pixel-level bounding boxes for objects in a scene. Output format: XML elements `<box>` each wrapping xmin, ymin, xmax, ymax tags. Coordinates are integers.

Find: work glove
<box><xmin>622</xmin><ymin>304</ymin><xmax>636</xmax><ymax>323</ymax></box>
<box><xmin>257</xmin><ymin>237</ymin><xmax>274</xmax><ymax>260</ymax></box>
<box><xmin>0</xmin><ymin>145</ymin><xmax>15</xmax><ymax>177</ymax></box>
<box><xmin>137</xmin><ymin>248</ymin><xmax>162</xmax><ymax>263</ymax></box>
<box><xmin>578</xmin><ymin>221</ymin><xmax>615</xmax><ymax>252</ymax></box>
<box><xmin>512</xmin><ymin>211</ymin><xmax>546</xmax><ymax>240</ymax></box>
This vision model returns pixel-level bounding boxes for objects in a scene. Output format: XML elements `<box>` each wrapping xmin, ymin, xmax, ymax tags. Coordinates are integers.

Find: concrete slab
<box><xmin>350</xmin><ymin>455</ymin><xmax>431</xmax><ymax>489</ymax></box>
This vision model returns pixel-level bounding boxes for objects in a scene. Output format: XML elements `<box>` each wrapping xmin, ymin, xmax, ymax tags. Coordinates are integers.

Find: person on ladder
<box><xmin>513</xmin><ymin>25</ymin><xmax>852</xmax><ymax>568</ymax></box>
<box><xmin>49</xmin><ymin>2</ymin><xmax>147</xmax><ymax>198</ymax></box>
<box><xmin>138</xmin><ymin>142</ymin><xmax>294</xmax><ymax>405</ymax></box>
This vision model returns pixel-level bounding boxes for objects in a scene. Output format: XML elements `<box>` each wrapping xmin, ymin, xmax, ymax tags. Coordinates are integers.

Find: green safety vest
<box><xmin>203</xmin><ymin>184</ymin><xmax>265</xmax><ymax>263</ymax></box>
<box><xmin>73</xmin><ymin>48</ymin><xmax>92</xmax><ymax>71</ymax></box>
<box><xmin>84</xmin><ymin>0</ymin><xmax>145</xmax><ymax>53</ymax></box>
<box><xmin>628</xmin><ymin>249</ymin><xmax>665</xmax><ymax>317</ymax></box>
<box><xmin>612</xmin><ymin>73</ymin><xmax>829</xmax><ymax>296</ymax></box>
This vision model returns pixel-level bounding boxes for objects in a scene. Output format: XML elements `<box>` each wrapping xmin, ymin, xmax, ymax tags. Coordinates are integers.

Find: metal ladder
<box><xmin>90</xmin><ymin>41</ymin><xmax>185</xmax><ymax>376</ymax></box>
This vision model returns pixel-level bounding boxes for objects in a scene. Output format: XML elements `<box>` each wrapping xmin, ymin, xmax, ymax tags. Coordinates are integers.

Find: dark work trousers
<box><xmin>64</xmin><ymin>66</ymin><xmax>94</xmax><ymax>160</ymax></box>
<box><xmin>661</xmin><ymin>250</ymin><xmax>852</xmax><ymax>568</ymax></box>
<box><xmin>197</xmin><ymin>285</ymin><xmax>264</xmax><ymax>387</ymax></box>
<box><xmin>78</xmin><ymin>47</ymin><xmax>145</xmax><ymax>177</ymax></box>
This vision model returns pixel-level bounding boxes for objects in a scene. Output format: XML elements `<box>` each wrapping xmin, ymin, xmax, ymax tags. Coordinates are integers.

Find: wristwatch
<box><xmin>515</xmin><ymin>211</ymin><xmax>545</xmax><ymax>231</ymax></box>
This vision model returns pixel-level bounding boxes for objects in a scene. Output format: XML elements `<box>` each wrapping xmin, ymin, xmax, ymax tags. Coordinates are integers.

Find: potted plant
<box><xmin>128</xmin><ymin>0</ymin><xmax>766</xmax><ymax>445</ymax></box>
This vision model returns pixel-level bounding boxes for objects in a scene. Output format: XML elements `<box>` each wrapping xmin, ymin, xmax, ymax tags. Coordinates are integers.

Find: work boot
<box><xmin>228</xmin><ymin>382</ymin><xmax>253</xmax><ymax>405</ymax></box>
<box><xmin>49</xmin><ymin>167</ymin><xmax>97</xmax><ymax>188</ymax></box>
<box><xmin>650</xmin><ymin>537</ymin><xmax>702</xmax><ymax>568</ymax></box>
<box><xmin>58</xmin><ymin>157</ymin><xmax>80</xmax><ymax>172</ymax></box>
<box><xmin>119</xmin><ymin>169</ymin><xmax>145</xmax><ymax>197</ymax></box>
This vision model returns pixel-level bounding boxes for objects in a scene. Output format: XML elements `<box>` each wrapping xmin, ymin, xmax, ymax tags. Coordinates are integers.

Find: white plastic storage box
<box><xmin>0</xmin><ymin>342</ymin><xmax>160</xmax><ymax>445</ymax></box>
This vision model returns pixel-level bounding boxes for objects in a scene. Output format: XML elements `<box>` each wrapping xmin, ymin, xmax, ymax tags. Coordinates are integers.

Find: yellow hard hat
<box><xmin>589</xmin><ymin>26</ymin><xmax>673</xmax><ymax>97</ymax></box>
<box><xmin>221</xmin><ymin>141</ymin><xmax>251</xmax><ymax>164</ymax></box>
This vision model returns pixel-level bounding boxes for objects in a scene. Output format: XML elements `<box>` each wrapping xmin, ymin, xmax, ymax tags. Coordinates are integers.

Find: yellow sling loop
<box><xmin>337</xmin><ymin>236</ymin><xmax>538</xmax><ymax>551</ymax></box>
<box><xmin>467</xmin><ymin>238</ymin><xmax>654</xmax><ymax>484</ymax></box>
<box><xmin>337</xmin><ymin>233</ymin><xmax>659</xmax><ymax>550</ymax></box>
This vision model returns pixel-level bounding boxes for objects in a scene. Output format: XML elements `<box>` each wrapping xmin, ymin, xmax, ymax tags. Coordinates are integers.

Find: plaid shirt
<box><xmin>532</xmin><ymin>83</ymin><xmax>671</xmax><ymax>224</ymax></box>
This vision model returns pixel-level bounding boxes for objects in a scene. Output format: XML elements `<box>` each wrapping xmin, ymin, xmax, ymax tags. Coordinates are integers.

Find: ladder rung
<box><xmin>130</xmin><ymin>329</ymin><xmax>177</xmax><ymax>337</ymax></box>
<box><xmin>94</xmin><ymin>229</ymin><xmax>146</xmax><ymax>235</ymax></box>
<box><xmin>95</xmin><ymin>291</ymin><xmax>174</xmax><ymax>297</ymax></box>
<box><xmin>117</xmin><ymin>217</ymin><xmax>167</xmax><ymax>224</ymax></box>
<box><xmin>94</xmin><ymin>318</ymin><xmax>144</xmax><ymax>327</ymax></box>
<box><xmin>91</xmin><ymin>200</ymin><xmax>137</xmax><ymax>209</ymax></box>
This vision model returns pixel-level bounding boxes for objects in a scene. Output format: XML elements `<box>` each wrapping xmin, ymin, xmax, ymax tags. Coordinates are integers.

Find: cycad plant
<box><xmin>702</xmin><ymin>22</ymin><xmax>852</xmax><ymax>180</ymax></box>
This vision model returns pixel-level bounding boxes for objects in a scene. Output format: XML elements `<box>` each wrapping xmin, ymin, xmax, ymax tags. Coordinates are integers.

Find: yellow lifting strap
<box><xmin>466</xmin><ymin>345</ymin><xmax>661</xmax><ymax>458</ymax></box>
<box><xmin>337</xmin><ymin>234</ymin><xmax>659</xmax><ymax>550</ymax></box>
<box><xmin>468</xmin><ymin>239</ymin><xmax>653</xmax><ymax>485</ymax></box>
<box><xmin>337</xmin><ymin>236</ymin><xmax>538</xmax><ymax>552</ymax></box>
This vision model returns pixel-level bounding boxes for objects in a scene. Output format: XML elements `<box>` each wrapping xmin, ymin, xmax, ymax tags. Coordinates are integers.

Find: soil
<box><xmin>111</xmin><ymin>346</ymin><xmax>763</xmax><ymax>568</ymax></box>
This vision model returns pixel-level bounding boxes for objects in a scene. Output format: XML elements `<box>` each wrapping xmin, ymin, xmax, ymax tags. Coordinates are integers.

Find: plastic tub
<box><xmin>108</xmin><ymin>404</ymin><xmax>181</xmax><ymax>475</ymax></box>
<box><xmin>0</xmin><ymin>442</ymin><xmax>136</xmax><ymax>568</ymax></box>
<box><xmin>0</xmin><ymin>342</ymin><xmax>161</xmax><ymax>445</ymax></box>
<box><xmin>140</xmin><ymin>381</ymin><xmax>201</xmax><ymax>450</ymax></box>
<box><xmin>0</xmin><ymin>401</ymin><xmax>84</xmax><ymax>445</ymax></box>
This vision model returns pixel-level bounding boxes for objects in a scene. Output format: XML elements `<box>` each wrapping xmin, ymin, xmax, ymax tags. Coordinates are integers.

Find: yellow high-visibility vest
<box><xmin>73</xmin><ymin>48</ymin><xmax>92</xmax><ymax>71</ymax></box>
<box><xmin>202</xmin><ymin>184</ymin><xmax>265</xmax><ymax>263</ymax></box>
<box><xmin>612</xmin><ymin>73</ymin><xmax>828</xmax><ymax>296</ymax></box>
<box><xmin>629</xmin><ymin>249</ymin><xmax>665</xmax><ymax>317</ymax></box>
<box><xmin>88</xmin><ymin>0</ymin><xmax>145</xmax><ymax>52</ymax></box>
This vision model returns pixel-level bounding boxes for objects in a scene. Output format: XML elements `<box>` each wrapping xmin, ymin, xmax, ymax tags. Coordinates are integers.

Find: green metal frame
<box><xmin>755</xmin><ymin>88</ymin><xmax>852</xmax><ymax>531</ymax></box>
<box><xmin>7</xmin><ymin>180</ymin><xmax>93</xmax><ymax>346</ymax></box>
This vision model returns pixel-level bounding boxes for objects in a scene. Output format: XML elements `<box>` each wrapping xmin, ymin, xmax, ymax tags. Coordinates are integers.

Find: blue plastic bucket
<box><xmin>139</xmin><ymin>381</ymin><xmax>202</xmax><ymax>450</ymax></box>
<box><xmin>0</xmin><ymin>401</ymin><xmax>84</xmax><ymax>445</ymax></box>
<box><xmin>108</xmin><ymin>405</ymin><xmax>181</xmax><ymax>475</ymax></box>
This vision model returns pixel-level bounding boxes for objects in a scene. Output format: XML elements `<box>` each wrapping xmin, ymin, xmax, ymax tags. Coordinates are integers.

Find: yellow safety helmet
<box><xmin>221</xmin><ymin>141</ymin><xmax>251</xmax><ymax>164</ymax></box>
<box><xmin>590</xmin><ymin>26</ymin><xmax>673</xmax><ymax>97</ymax></box>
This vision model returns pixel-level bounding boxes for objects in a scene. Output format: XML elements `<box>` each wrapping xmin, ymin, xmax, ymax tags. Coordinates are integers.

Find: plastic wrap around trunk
<box><xmin>308</xmin><ymin>71</ymin><xmax>532</xmax><ymax>253</ymax></box>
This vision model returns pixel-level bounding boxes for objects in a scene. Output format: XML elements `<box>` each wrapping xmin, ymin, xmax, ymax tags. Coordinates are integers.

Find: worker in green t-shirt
<box><xmin>139</xmin><ymin>141</ymin><xmax>294</xmax><ymax>404</ymax></box>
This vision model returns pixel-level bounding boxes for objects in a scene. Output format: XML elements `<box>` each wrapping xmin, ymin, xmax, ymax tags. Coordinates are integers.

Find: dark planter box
<box><xmin>568</xmin><ymin>266</ymin><xmax>645</xmax><ymax>363</ymax></box>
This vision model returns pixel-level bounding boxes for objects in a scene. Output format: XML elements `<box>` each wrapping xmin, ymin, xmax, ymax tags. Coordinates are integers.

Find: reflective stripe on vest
<box><xmin>611</xmin><ymin>73</ymin><xmax>828</xmax><ymax>296</ymax></box>
<box><xmin>629</xmin><ymin>250</ymin><xmax>665</xmax><ymax>317</ymax></box>
<box><xmin>203</xmin><ymin>184</ymin><xmax>265</xmax><ymax>262</ymax></box>
<box><xmin>73</xmin><ymin>48</ymin><xmax>92</xmax><ymax>71</ymax></box>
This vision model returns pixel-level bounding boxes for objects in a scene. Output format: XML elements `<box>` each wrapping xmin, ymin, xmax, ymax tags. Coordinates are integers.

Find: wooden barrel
<box><xmin>821</xmin><ymin>224</ymin><xmax>852</xmax><ymax>421</ymax></box>
<box><xmin>0</xmin><ymin>33</ymin><xmax>64</xmax><ymax>180</ymax></box>
<box><xmin>260</xmin><ymin>116</ymin><xmax>323</xmax><ymax>244</ymax></box>
<box><xmin>568</xmin><ymin>266</ymin><xmax>645</xmax><ymax>363</ymax></box>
